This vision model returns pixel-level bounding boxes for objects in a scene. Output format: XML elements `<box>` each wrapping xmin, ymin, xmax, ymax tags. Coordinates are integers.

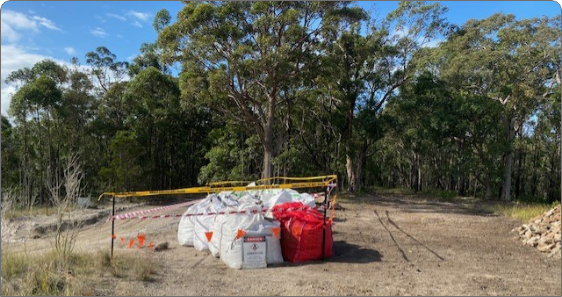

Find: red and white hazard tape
<box><xmin>110</xmin><ymin>206</ymin><xmax>321</xmax><ymax>221</ymax></box>
<box><xmin>108</xmin><ymin>199</ymin><xmax>203</xmax><ymax>222</ymax></box>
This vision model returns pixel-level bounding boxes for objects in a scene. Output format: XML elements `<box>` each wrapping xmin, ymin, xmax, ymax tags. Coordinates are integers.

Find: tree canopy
<box><xmin>2</xmin><ymin>2</ymin><xmax>560</xmax><ymax>208</ymax></box>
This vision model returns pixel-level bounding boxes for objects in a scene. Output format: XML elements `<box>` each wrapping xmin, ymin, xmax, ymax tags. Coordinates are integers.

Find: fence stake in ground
<box><xmin>111</xmin><ymin>193</ymin><xmax>115</xmax><ymax>258</ymax></box>
<box><xmin>322</xmin><ymin>189</ymin><xmax>328</xmax><ymax>260</ymax></box>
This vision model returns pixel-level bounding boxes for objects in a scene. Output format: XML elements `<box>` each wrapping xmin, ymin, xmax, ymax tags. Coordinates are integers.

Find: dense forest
<box><xmin>1</xmin><ymin>1</ymin><xmax>560</xmax><ymax>209</ymax></box>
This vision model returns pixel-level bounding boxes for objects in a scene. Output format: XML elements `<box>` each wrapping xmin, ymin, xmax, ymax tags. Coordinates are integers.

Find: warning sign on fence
<box><xmin>243</xmin><ymin>236</ymin><xmax>267</xmax><ymax>269</ymax></box>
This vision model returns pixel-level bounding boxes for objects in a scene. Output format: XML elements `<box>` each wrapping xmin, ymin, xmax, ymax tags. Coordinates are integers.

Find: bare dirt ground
<box><xmin>2</xmin><ymin>193</ymin><xmax>561</xmax><ymax>296</ymax></box>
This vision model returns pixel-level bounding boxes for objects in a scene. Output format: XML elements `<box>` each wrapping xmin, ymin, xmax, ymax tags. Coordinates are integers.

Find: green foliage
<box><xmin>153</xmin><ymin>9</ymin><xmax>171</xmax><ymax>33</ymax></box>
<box><xmin>0</xmin><ymin>4</ymin><xmax>559</xmax><ymax>206</ymax></box>
<box><xmin>420</xmin><ymin>189</ymin><xmax>457</xmax><ymax>200</ymax></box>
<box><xmin>99</xmin><ymin>131</ymin><xmax>144</xmax><ymax>191</ymax></box>
<box><xmin>198</xmin><ymin>127</ymin><xmax>260</xmax><ymax>184</ymax></box>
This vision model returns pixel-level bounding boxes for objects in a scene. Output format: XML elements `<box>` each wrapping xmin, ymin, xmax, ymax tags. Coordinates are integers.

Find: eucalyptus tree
<box><xmin>85</xmin><ymin>46</ymin><xmax>129</xmax><ymax>96</ymax></box>
<box><xmin>437</xmin><ymin>14</ymin><xmax>560</xmax><ymax>201</ymax></box>
<box><xmin>157</xmin><ymin>1</ymin><xmax>348</xmax><ymax>179</ymax></box>
<box><xmin>320</xmin><ymin>1</ymin><xmax>447</xmax><ymax>191</ymax></box>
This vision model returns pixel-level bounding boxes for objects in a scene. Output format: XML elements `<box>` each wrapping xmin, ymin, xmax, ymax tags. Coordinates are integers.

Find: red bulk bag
<box><xmin>272</xmin><ymin>202</ymin><xmax>333</xmax><ymax>263</ymax></box>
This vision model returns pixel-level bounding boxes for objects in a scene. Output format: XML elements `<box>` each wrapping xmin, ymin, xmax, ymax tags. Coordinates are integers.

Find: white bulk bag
<box><xmin>261</xmin><ymin>190</ymin><xmax>293</xmax><ymax>209</ymax></box>
<box><xmin>209</xmin><ymin>198</ymin><xmax>263</xmax><ymax>258</ymax></box>
<box><xmin>208</xmin><ymin>213</ymin><xmax>228</xmax><ymax>258</ymax></box>
<box><xmin>297</xmin><ymin>192</ymin><xmax>317</xmax><ymax>208</ymax></box>
<box><xmin>177</xmin><ymin>198</ymin><xmax>213</xmax><ymax>246</ymax></box>
<box><xmin>220</xmin><ymin>207</ymin><xmax>283</xmax><ymax>269</ymax></box>
<box><xmin>193</xmin><ymin>195</ymin><xmax>233</xmax><ymax>251</ymax></box>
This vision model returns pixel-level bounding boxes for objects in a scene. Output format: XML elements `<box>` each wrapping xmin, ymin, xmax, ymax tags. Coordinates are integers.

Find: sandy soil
<box><xmin>2</xmin><ymin>193</ymin><xmax>561</xmax><ymax>296</ymax></box>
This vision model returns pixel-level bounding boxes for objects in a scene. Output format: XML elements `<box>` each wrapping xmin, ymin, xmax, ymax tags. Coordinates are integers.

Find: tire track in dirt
<box><xmin>375</xmin><ymin>209</ymin><xmax>410</xmax><ymax>262</ymax></box>
<box><xmin>384</xmin><ymin>210</ymin><xmax>445</xmax><ymax>261</ymax></box>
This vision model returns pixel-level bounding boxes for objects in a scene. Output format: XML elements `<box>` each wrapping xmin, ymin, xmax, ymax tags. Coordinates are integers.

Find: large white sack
<box><xmin>261</xmin><ymin>190</ymin><xmax>293</xmax><ymax>209</ymax></box>
<box><xmin>178</xmin><ymin>194</ymin><xmax>238</xmax><ymax>247</ymax></box>
<box><xmin>209</xmin><ymin>198</ymin><xmax>262</xmax><ymax>258</ymax></box>
<box><xmin>193</xmin><ymin>195</ymin><xmax>234</xmax><ymax>251</ymax></box>
<box><xmin>177</xmin><ymin>207</ymin><xmax>196</xmax><ymax>246</ymax></box>
<box><xmin>216</xmin><ymin>191</ymin><xmax>241</xmax><ymax>206</ymax></box>
<box><xmin>208</xmin><ymin>214</ymin><xmax>228</xmax><ymax>257</ymax></box>
<box><xmin>283</xmin><ymin>189</ymin><xmax>316</xmax><ymax>208</ymax></box>
<box><xmin>297</xmin><ymin>192</ymin><xmax>316</xmax><ymax>208</ymax></box>
<box><xmin>220</xmin><ymin>207</ymin><xmax>283</xmax><ymax>269</ymax></box>
<box><xmin>177</xmin><ymin>198</ymin><xmax>213</xmax><ymax>246</ymax></box>
<box><xmin>237</xmin><ymin>193</ymin><xmax>262</xmax><ymax>207</ymax></box>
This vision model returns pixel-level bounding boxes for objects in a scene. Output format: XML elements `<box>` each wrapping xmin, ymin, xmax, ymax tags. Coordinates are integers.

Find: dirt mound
<box><xmin>512</xmin><ymin>205</ymin><xmax>561</xmax><ymax>258</ymax></box>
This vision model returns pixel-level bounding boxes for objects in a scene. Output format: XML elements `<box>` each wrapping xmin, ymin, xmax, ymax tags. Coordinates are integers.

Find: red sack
<box><xmin>272</xmin><ymin>202</ymin><xmax>333</xmax><ymax>263</ymax></box>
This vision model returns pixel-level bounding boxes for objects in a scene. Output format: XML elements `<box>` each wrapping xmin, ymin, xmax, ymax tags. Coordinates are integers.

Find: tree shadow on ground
<box><xmin>269</xmin><ymin>240</ymin><xmax>382</xmax><ymax>268</ymax></box>
<box><xmin>330</xmin><ymin>240</ymin><xmax>383</xmax><ymax>263</ymax></box>
<box><xmin>352</xmin><ymin>194</ymin><xmax>498</xmax><ymax>217</ymax></box>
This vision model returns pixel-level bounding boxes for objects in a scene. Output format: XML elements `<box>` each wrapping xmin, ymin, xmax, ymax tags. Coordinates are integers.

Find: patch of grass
<box><xmin>1</xmin><ymin>249</ymin><xmax>30</xmax><ymax>280</ymax></box>
<box><xmin>1</xmin><ymin>250</ymin><xmax>72</xmax><ymax>296</ymax></box>
<box><xmin>419</xmin><ymin>189</ymin><xmax>457</xmax><ymax>201</ymax></box>
<box><xmin>2</xmin><ymin>206</ymin><xmax>81</xmax><ymax>221</ymax></box>
<box><xmin>3</xmin><ymin>207</ymin><xmax>50</xmax><ymax>220</ymax></box>
<box><xmin>0</xmin><ymin>249</ymin><xmax>160</xmax><ymax>296</ymax></box>
<box><xmin>486</xmin><ymin>202</ymin><xmax>558</xmax><ymax>223</ymax></box>
<box><xmin>372</xmin><ymin>187</ymin><xmax>457</xmax><ymax>201</ymax></box>
<box><xmin>107</xmin><ymin>251</ymin><xmax>159</xmax><ymax>281</ymax></box>
<box><xmin>373</xmin><ymin>187</ymin><xmax>415</xmax><ymax>196</ymax></box>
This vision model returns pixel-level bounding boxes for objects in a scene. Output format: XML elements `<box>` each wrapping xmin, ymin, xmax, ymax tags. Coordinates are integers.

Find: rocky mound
<box><xmin>512</xmin><ymin>205</ymin><xmax>561</xmax><ymax>258</ymax></box>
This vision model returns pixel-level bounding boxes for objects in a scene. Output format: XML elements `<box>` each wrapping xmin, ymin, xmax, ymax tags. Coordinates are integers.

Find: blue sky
<box><xmin>1</xmin><ymin>1</ymin><xmax>560</xmax><ymax>116</ymax></box>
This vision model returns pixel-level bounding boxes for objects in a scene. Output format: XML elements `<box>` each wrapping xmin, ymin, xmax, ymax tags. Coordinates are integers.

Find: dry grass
<box><xmin>487</xmin><ymin>202</ymin><xmax>558</xmax><ymax>223</ymax></box>
<box><xmin>104</xmin><ymin>251</ymin><xmax>159</xmax><ymax>282</ymax></box>
<box><xmin>0</xmin><ymin>249</ymin><xmax>160</xmax><ymax>296</ymax></box>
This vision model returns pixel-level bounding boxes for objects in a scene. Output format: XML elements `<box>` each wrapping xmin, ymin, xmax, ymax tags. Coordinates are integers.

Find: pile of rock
<box><xmin>512</xmin><ymin>205</ymin><xmax>561</xmax><ymax>258</ymax></box>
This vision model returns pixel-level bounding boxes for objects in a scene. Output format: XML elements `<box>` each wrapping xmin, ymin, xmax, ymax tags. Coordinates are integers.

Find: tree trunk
<box><xmin>354</xmin><ymin>142</ymin><xmax>367</xmax><ymax>191</ymax></box>
<box><xmin>344</xmin><ymin>91</ymin><xmax>356</xmax><ymax>192</ymax></box>
<box><xmin>484</xmin><ymin>173</ymin><xmax>492</xmax><ymax>200</ymax></box>
<box><xmin>416</xmin><ymin>154</ymin><xmax>422</xmax><ymax>192</ymax></box>
<box><xmin>262</xmin><ymin>96</ymin><xmax>276</xmax><ymax>180</ymax></box>
<box><xmin>515</xmin><ymin>147</ymin><xmax>523</xmax><ymax>199</ymax></box>
<box><xmin>346</xmin><ymin>148</ymin><xmax>357</xmax><ymax>192</ymax></box>
<box><xmin>501</xmin><ymin>116</ymin><xmax>515</xmax><ymax>201</ymax></box>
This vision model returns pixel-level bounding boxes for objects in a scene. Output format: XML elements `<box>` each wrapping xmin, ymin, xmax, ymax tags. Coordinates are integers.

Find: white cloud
<box><xmin>31</xmin><ymin>15</ymin><xmax>61</xmax><ymax>31</ymax></box>
<box><xmin>1</xmin><ymin>85</ymin><xmax>16</xmax><ymax>116</ymax></box>
<box><xmin>131</xmin><ymin>20</ymin><xmax>143</xmax><ymax>28</ymax></box>
<box><xmin>0</xmin><ymin>45</ymin><xmax>66</xmax><ymax>115</ymax></box>
<box><xmin>1</xmin><ymin>22</ymin><xmax>20</xmax><ymax>43</ymax></box>
<box><xmin>64</xmin><ymin>47</ymin><xmax>76</xmax><ymax>55</ymax></box>
<box><xmin>116</xmin><ymin>34</ymin><xmax>123</xmax><ymax>38</ymax></box>
<box><xmin>106</xmin><ymin>13</ymin><xmax>126</xmax><ymax>21</ymax></box>
<box><xmin>91</xmin><ymin>27</ymin><xmax>108</xmax><ymax>37</ymax></box>
<box><xmin>0</xmin><ymin>10</ymin><xmax>61</xmax><ymax>43</ymax></box>
<box><xmin>128</xmin><ymin>10</ymin><xmax>150</xmax><ymax>22</ymax></box>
